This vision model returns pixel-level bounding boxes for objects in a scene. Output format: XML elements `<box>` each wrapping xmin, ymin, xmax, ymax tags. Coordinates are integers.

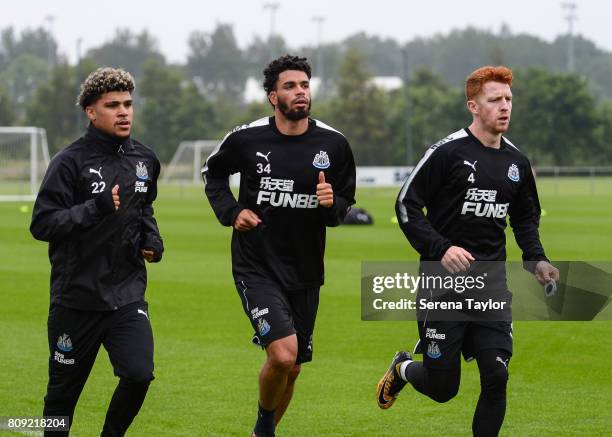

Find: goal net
<box><xmin>163</xmin><ymin>140</ymin><xmax>219</xmax><ymax>184</ymax></box>
<box><xmin>0</xmin><ymin>127</ymin><xmax>50</xmax><ymax>201</ymax></box>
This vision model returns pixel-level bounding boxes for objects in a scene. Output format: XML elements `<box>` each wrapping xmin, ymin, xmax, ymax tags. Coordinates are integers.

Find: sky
<box><xmin>2</xmin><ymin>0</ymin><xmax>608</xmax><ymax>64</ymax></box>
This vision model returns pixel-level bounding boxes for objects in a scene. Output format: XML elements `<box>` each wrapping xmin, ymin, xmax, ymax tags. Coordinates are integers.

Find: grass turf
<box><xmin>1</xmin><ymin>177</ymin><xmax>611</xmax><ymax>436</ymax></box>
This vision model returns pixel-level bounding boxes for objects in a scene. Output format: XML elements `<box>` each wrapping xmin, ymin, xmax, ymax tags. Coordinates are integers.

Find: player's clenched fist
<box><xmin>441</xmin><ymin>245</ymin><xmax>475</xmax><ymax>273</ymax></box>
<box><xmin>534</xmin><ymin>260</ymin><xmax>560</xmax><ymax>285</ymax></box>
<box><xmin>316</xmin><ymin>171</ymin><xmax>334</xmax><ymax>208</ymax></box>
<box><xmin>234</xmin><ymin>208</ymin><xmax>262</xmax><ymax>231</ymax></box>
<box><xmin>141</xmin><ymin>249</ymin><xmax>156</xmax><ymax>262</ymax></box>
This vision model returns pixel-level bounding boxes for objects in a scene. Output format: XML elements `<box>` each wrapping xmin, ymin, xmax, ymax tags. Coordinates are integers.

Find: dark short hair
<box><xmin>263</xmin><ymin>54</ymin><xmax>311</xmax><ymax>94</ymax></box>
<box><xmin>77</xmin><ymin>67</ymin><xmax>135</xmax><ymax>109</ymax></box>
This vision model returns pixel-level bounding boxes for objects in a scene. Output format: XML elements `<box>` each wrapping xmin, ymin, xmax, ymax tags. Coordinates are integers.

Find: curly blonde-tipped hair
<box><xmin>77</xmin><ymin>67</ymin><xmax>135</xmax><ymax>109</ymax></box>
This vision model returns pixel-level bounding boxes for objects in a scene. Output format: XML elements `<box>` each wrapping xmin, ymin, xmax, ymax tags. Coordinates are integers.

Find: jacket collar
<box><xmin>85</xmin><ymin>124</ymin><xmax>134</xmax><ymax>154</ymax></box>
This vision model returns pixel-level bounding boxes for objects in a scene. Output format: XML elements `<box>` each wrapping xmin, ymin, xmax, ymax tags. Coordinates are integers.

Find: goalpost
<box><xmin>163</xmin><ymin>140</ymin><xmax>219</xmax><ymax>184</ymax></box>
<box><xmin>0</xmin><ymin>127</ymin><xmax>50</xmax><ymax>201</ymax></box>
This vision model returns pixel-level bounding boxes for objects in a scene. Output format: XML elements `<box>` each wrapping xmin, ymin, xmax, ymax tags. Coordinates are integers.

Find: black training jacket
<box><xmin>30</xmin><ymin>125</ymin><xmax>163</xmax><ymax>311</ymax></box>
<box><xmin>397</xmin><ymin>128</ymin><xmax>548</xmax><ymax>265</ymax></box>
<box><xmin>202</xmin><ymin>116</ymin><xmax>356</xmax><ymax>290</ymax></box>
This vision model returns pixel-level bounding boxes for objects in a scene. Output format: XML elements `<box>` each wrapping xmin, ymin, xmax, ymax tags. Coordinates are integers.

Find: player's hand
<box><xmin>316</xmin><ymin>171</ymin><xmax>334</xmax><ymax>208</ymax></box>
<box><xmin>234</xmin><ymin>208</ymin><xmax>261</xmax><ymax>231</ymax></box>
<box><xmin>441</xmin><ymin>246</ymin><xmax>475</xmax><ymax>273</ymax></box>
<box><xmin>141</xmin><ymin>249</ymin><xmax>155</xmax><ymax>262</ymax></box>
<box><xmin>112</xmin><ymin>184</ymin><xmax>120</xmax><ymax>210</ymax></box>
<box><xmin>534</xmin><ymin>260</ymin><xmax>559</xmax><ymax>285</ymax></box>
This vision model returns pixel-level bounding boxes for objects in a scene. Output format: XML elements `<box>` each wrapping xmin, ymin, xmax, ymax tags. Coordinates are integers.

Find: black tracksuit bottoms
<box><xmin>43</xmin><ymin>300</ymin><xmax>154</xmax><ymax>436</ymax></box>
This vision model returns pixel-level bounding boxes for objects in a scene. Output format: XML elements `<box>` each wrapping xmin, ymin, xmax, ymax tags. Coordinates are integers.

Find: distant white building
<box><xmin>243</xmin><ymin>76</ymin><xmax>402</xmax><ymax>102</ymax></box>
<box><xmin>370</xmin><ymin>76</ymin><xmax>403</xmax><ymax>91</ymax></box>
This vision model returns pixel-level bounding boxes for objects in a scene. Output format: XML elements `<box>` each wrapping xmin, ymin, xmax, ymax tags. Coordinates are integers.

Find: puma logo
<box><xmin>137</xmin><ymin>309</ymin><xmax>149</xmax><ymax>320</ymax></box>
<box><xmin>496</xmin><ymin>356</ymin><xmax>508</xmax><ymax>370</ymax></box>
<box><xmin>89</xmin><ymin>167</ymin><xmax>103</xmax><ymax>180</ymax></box>
<box><xmin>463</xmin><ymin>160</ymin><xmax>477</xmax><ymax>171</ymax></box>
<box><xmin>256</xmin><ymin>151</ymin><xmax>271</xmax><ymax>162</ymax></box>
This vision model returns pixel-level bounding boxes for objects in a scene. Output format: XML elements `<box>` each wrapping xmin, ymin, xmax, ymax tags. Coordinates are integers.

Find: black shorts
<box><xmin>235</xmin><ymin>280</ymin><xmax>320</xmax><ymax>364</ymax></box>
<box><xmin>415</xmin><ymin>320</ymin><xmax>513</xmax><ymax>369</ymax></box>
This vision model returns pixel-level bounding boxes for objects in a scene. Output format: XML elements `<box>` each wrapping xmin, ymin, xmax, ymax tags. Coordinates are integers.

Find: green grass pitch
<box><xmin>1</xmin><ymin>178</ymin><xmax>611</xmax><ymax>436</ymax></box>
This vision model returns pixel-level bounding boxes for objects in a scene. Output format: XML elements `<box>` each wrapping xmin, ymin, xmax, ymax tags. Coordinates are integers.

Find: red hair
<box><xmin>465</xmin><ymin>66</ymin><xmax>513</xmax><ymax>100</ymax></box>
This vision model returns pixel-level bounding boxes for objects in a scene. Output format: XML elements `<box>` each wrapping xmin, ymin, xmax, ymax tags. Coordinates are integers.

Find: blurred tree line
<box><xmin>1</xmin><ymin>23</ymin><xmax>612</xmax><ymax>165</ymax></box>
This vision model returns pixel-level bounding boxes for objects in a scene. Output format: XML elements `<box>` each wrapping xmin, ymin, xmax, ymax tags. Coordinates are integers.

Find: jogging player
<box><xmin>202</xmin><ymin>55</ymin><xmax>356</xmax><ymax>437</ymax></box>
<box><xmin>375</xmin><ymin>65</ymin><xmax>559</xmax><ymax>436</ymax></box>
<box><xmin>30</xmin><ymin>67</ymin><xmax>163</xmax><ymax>436</ymax></box>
